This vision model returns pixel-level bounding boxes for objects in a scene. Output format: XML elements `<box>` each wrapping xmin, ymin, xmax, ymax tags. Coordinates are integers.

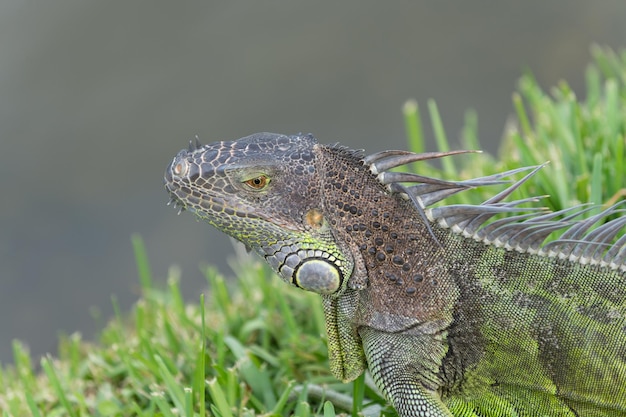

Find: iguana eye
<box><xmin>243</xmin><ymin>175</ymin><xmax>269</xmax><ymax>190</ymax></box>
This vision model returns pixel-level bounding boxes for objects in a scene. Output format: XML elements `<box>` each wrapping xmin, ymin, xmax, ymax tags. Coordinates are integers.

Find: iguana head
<box><xmin>164</xmin><ymin>132</ymin><xmax>355</xmax><ymax>295</ymax></box>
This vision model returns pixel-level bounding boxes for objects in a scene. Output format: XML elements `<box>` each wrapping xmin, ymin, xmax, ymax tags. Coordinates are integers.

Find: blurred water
<box><xmin>1</xmin><ymin>1</ymin><xmax>625</xmax><ymax>364</ymax></box>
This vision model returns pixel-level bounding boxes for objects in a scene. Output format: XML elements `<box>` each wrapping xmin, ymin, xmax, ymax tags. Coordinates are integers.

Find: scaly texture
<box><xmin>165</xmin><ymin>132</ymin><xmax>626</xmax><ymax>416</ymax></box>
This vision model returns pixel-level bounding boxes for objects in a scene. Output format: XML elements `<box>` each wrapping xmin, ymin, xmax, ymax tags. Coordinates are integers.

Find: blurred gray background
<box><xmin>2</xmin><ymin>1</ymin><xmax>625</xmax><ymax>364</ymax></box>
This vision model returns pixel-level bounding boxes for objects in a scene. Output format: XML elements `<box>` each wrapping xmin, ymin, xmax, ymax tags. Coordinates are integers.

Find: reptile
<box><xmin>164</xmin><ymin>132</ymin><xmax>626</xmax><ymax>416</ymax></box>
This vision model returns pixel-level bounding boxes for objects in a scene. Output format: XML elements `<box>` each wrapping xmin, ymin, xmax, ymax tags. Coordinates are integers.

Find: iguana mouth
<box><xmin>163</xmin><ymin>172</ymin><xmax>186</xmax><ymax>214</ymax></box>
<box><xmin>164</xmin><ymin>179</ymin><xmax>254</xmax><ymax>220</ymax></box>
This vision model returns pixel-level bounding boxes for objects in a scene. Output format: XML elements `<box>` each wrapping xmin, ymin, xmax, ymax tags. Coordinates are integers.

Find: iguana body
<box><xmin>165</xmin><ymin>132</ymin><xmax>626</xmax><ymax>416</ymax></box>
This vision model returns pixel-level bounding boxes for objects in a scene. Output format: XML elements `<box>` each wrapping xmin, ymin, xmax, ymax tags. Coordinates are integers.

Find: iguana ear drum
<box><xmin>293</xmin><ymin>258</ymin><xmax>343</xmax><ymax>294</ymax></box>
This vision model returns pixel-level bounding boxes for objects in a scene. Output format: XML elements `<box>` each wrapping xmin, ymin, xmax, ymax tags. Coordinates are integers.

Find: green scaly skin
<box><xmin>165</xmin><ymin>133</ymin><xmax>626</xmax><ymax>416</ymax></box>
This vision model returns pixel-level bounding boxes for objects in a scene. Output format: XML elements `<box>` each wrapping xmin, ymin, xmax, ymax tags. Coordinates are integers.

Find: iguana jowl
<box><xmin>164</xmin><ymin>132</ymin><xmax>626</xmax><ymax>416</ymax></box>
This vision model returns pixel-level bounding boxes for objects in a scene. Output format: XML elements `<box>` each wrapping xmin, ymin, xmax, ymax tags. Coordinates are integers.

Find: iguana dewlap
<box><xmin>165</xmin><ymin>132</ymin><xmax>626</xmax><ymax>417</ymax></box>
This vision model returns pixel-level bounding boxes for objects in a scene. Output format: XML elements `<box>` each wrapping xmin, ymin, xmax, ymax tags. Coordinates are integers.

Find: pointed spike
<box><xmin>391</xmin><ymin>182</ymin><xmax>443</xmax><ymax>248</ymax></box>
<box><xmin>399</xmin><ymin>166</ymin><xmax>542</xmax><ymax>208</ymax></box>
<box><xmin>480</xmin><ymin>213</ymin><xmax>565</xmax><ymax>245</ymax></box>
<box><xmin>554</xmin><ymin>205</ymin><xmax>597</xmax><ymax>222</ymax></box>
<box><xmin>614</xmin><ymin>245</ymin><xmax>626</xmax><ymax>267</ymax></box>
<box><xmin>541</xmin><ymin>239</ymin><xmax>579</xmax><ymax>258</ymax></box>
<box><xmin>501</xmin><ymin>206</ymin><xmax>593</xmax><ymax>254</ymax></box>
<box><xmin>530</xmin><ymin>225</ymin><xmax>577</xmax><ymax>250</ymax></box>
<box><xmin>433</xmin><ymin>198</ymin><xmax>546</xmax><ymax>237</ymax></box>
<box><xmin>195</xmin><ymin>135</ymin><xmax>202</xmax><ymax>149</ymax></box>
<box><xmin>379</xmin><ymin>171</ymin><xmax>469</xmax><ymax>187</ymax></box>
<box><xmin>606</xmin><ymin>234</ymin><xmax>626</xmax><ymax>266</ymax></box>
<box><xmin>432</xmin><ymin>204</ymin><xmax>529</xmax><ymax>224</ymax></box>
<box><xmin>579</xmin><ymin>215</ymin><xmax>626</xmax><ymax>261</ymax></box>
<box><xmin>478</xmin><ymin>165</ymin><xmax>543</xmax><ymax>181</ymax></box>
<box><xmin>188</xmin><ymin>140</ymin><xmax>195</xmax><ymax>152</ymax></box>
<box><xmin>510</xmin><ymin>222</ymin><xmax>571</xmax><ymax>251</ymax></box>
<box><xmin>582</xmin><ymin>242</ymin><xmax>612</xmax><ymax>264</ymax></box>
<box><xmin>391</xmin><ymin>177</ymin><xmax>513</xmax><ymax>208</ymax></box>
<box><xmin>464</xmin><ymin>211</ymin><xmax>539</xmax><ymax>237</ymax></box>
<box><xmin>519</xmin><ymin>205</ymin><xmax>580</xmax><ymax>224</ymax></box>
<box><xmin>583</xmin><ymin>215</ymin><xmax>626</xmax><ymax>245</ymax></box>
<box><xmin>568</xmin><ymin>240</ymin><xmax>592</xmax><ymax>261</ymax></box>
<box><xmin>458</xmin><ymin>178</ymin><xmax>512</xmax><ymax>188</ymax></box>
<box><xmin>498</xmin><ymin>196</ymin><xmax>547</xmax><ymax>208</ymax></box>
<box><xmin>433</xmin><ymin>208</ymin><xmax>479</xmax><ymax>231</ymax></box>
<box><xmin>416</xmin><ymin>186</ymin><xmax>470</xmax><ymax>207</ymax></box>
<box><xmin>523</xmin><ymin>206</ymin><xmax>604</xmax><ymax>256</ymax></box>
<box><xmin>559</xmin><ymin>205</ymin><xmax>618</xmax><ymax>241</ymax></box>
<box><xmin>364</xmin><ymin>149</ymin><xmax>476</xmax><ymax>165</ymax></box>
<box><xmin>486</xmin><ymin>224</ymin><xmax>528</xmax><ymax>246</ymax></box>
<box><xmin>444</xmin><ymin>207</ymin><xmax>545</xmax><ymax>239</ymax></box>
<box><xmin>490</xmin><ymin>220</ymin><xmax>534</xmax><ymax>241</ymax></box>
<box><xmin>481</xmin><ymin>164</ymin><xmax>546</xmax><ymax>205</ymax></box>
<box><xmin>362</xmin><ymin>149</ymin><xmax>413</xmax><ymax>165</ymax></box>
<box><xmin>602</xmin><ymin>223</ymin><xmax>626</xmax><ymax>264</ymax></box>
<box><xmin>474</xmin><ymin>214</ymin><xmax>533</xmax><ymax>241</ymax></box>
<box><xmin>413</xmin><ymin>166</ymin><xmax>540</xmax><ymax>219</ymax></box>
<box><xmin>367</xmin><ymin>150</ymin><xmax>478</xmax><ymax>174</ymax></box>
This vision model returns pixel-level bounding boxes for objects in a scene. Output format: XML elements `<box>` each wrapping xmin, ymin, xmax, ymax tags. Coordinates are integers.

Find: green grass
<box><xmin>2</xmin><ymin>236</ymin><xmax>378</xmax><ymax>416</ymax></box>
<box><xmin>1</xmin><ymin>45</ymin><xmax>625</xmax><ymax>416</ymax></box>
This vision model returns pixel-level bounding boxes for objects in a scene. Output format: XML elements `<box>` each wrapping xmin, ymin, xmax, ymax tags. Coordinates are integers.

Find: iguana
<box><xmin>164</xmin><ymin>132</ymin><xmax>626</xmax><ymax>416</ymax></box>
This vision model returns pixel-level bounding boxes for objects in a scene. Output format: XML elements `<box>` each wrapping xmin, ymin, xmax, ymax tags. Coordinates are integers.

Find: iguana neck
<box><xmin>317</xmin><ymin>144</ymin><xmax>458</xmax><ymax>326</ymax></box>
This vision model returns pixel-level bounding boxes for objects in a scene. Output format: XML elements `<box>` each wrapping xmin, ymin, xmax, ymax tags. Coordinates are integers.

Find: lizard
<box><xmin>164</xmin><ymin>132</ymin><xmax>626</xmax><ymax>416</ymax></box>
